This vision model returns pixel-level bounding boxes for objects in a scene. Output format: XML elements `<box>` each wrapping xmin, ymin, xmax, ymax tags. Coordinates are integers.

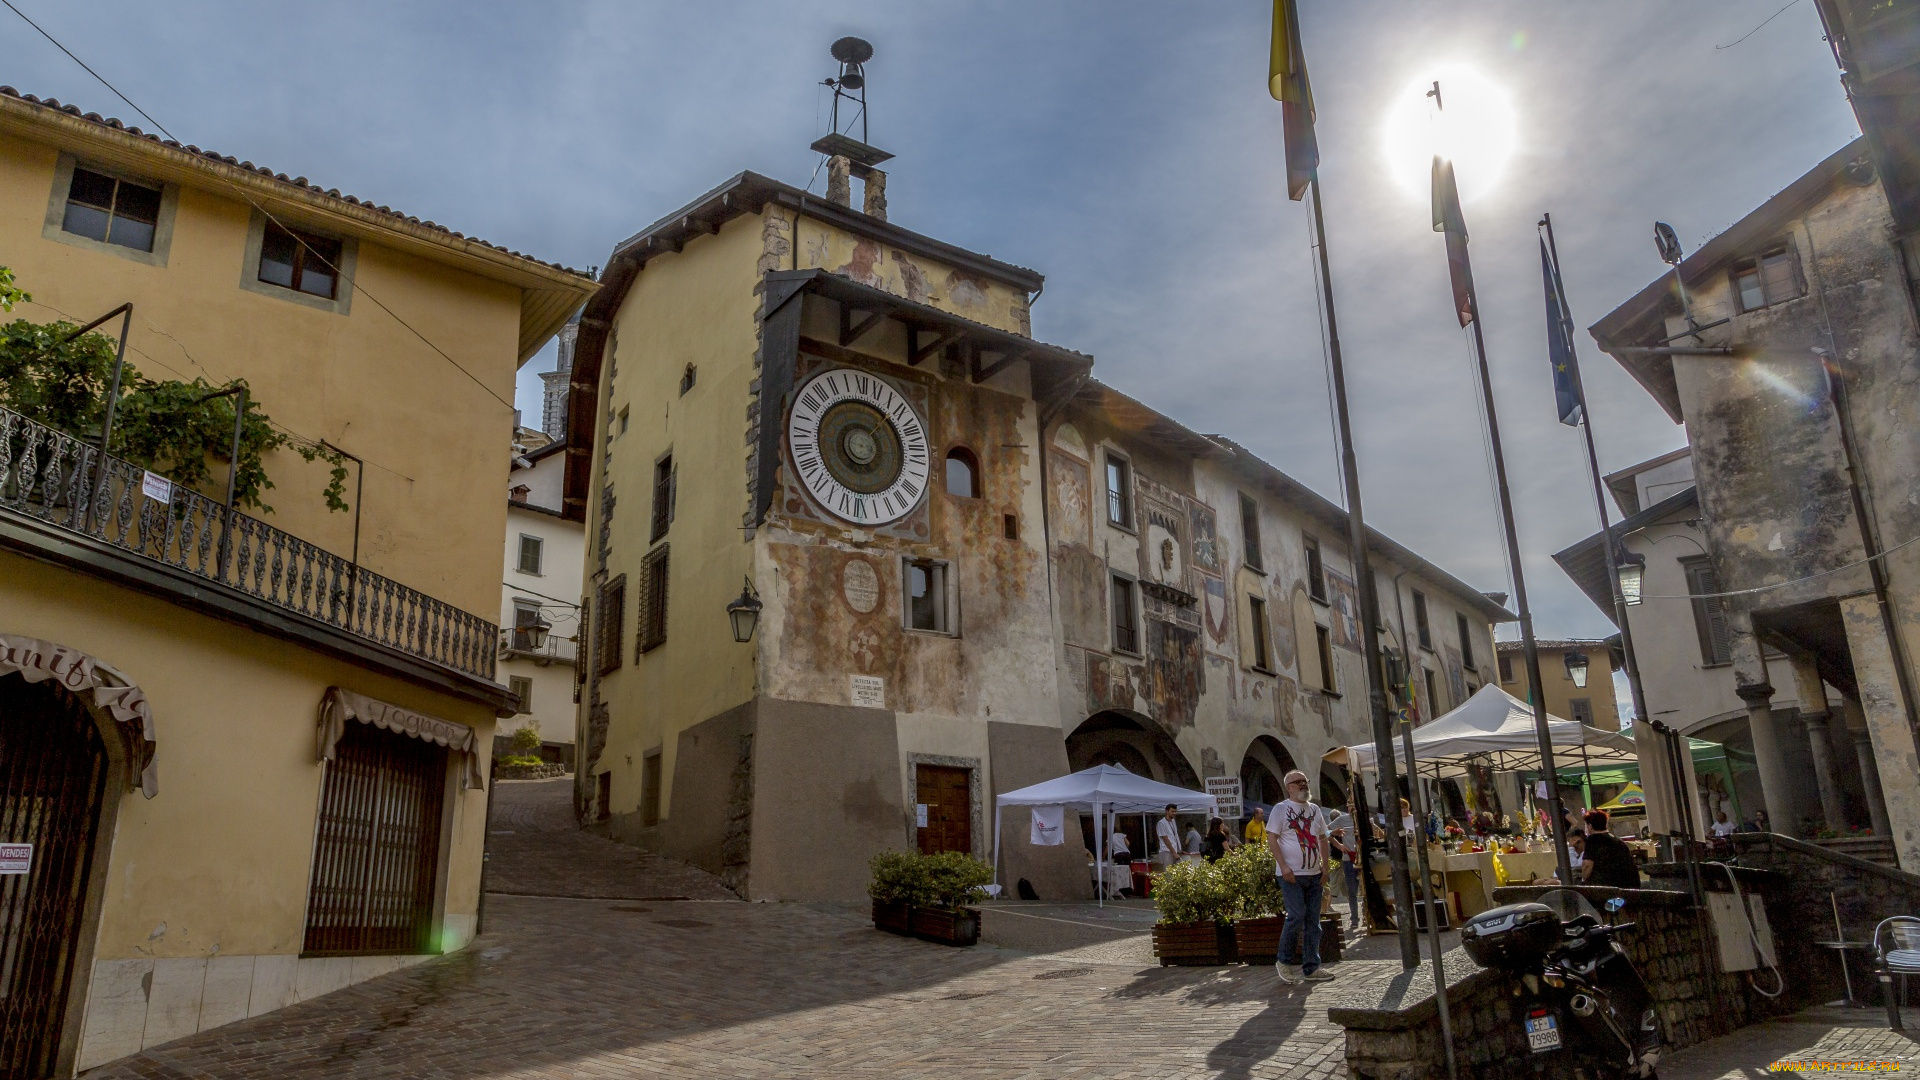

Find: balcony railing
<box><xmin>502</xmin><ymin>627</ymin><xmax>576</xmax><ymax>663</ymax></box>
<box><xmin>0</xmin><ymin>404</ymin><xmax>497</xmax><ymax>681</ymax></box>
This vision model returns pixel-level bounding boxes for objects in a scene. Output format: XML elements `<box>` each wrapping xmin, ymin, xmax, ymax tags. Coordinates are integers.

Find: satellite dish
<box><xmin>831</xmin><ymin>37</ymin><xmax>873</xmax><ymax>65</ymax></box>
<box><xmin>1653</xmin><ymin>222</ymin><xmax>1684</xmax><ymax>266</ymax></box>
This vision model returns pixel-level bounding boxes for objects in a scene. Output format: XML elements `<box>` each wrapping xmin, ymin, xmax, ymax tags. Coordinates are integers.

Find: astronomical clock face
<box><xmin>787</xmin><ymin>368</ymin><xmax>931</xmax><ymax>526</ymax></box>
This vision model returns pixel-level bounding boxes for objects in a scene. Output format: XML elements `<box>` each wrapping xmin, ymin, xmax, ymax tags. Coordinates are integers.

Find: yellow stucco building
<box><xmin>0</xmin><ymin>88</ymin><xmax>593</xmax><ymax>1076</ymax></box>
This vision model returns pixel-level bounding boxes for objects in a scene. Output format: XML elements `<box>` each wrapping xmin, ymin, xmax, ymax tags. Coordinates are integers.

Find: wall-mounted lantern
<box><xmin>1616</xmin><ymin>550</ymin><xmax>1646</xmax><ymax>606</ymax></box>
<box><xmin>727</xmin><ymin>577</ymin><xmax>763</xmax><ymax>644</ymax></box>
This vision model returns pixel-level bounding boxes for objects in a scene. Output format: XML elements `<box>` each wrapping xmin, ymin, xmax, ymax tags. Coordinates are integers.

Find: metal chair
<box><xmin>1873</xmin><ymin>916</ymin><xmax>1920</xmax><ymax>1030</ymax></box>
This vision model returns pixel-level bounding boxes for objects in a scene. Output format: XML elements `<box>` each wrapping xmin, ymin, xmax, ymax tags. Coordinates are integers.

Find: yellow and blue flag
<box><xmin>1269</xmin><ymin>1</ymin><xmax>1318</xmax><ymax>201</ymax></box>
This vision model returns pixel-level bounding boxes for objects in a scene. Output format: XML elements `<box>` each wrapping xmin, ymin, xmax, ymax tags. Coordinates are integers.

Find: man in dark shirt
<box><xmin>1579</xmin><ymin>809</ymin><xmax>1640</xmax><ymax>890</ymax></box>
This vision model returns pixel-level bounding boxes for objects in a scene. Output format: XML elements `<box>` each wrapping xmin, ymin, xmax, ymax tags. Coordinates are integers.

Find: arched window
<box><xmin>944</xmin><ymin>447</ymin><xmax>980</xmax><ymax>498</ymax></box>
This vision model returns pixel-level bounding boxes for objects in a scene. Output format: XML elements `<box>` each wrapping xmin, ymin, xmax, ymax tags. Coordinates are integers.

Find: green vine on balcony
<box><xmin>0</xmin><ymin>268</ymin><xmax>346</xmax><ymax>514</ymax></box>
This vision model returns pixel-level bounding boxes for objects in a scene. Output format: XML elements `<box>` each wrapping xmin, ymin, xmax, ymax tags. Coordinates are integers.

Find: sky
<box><xmin>1</xmin><ymin>1</ymin><xmax>1866</xmax><ymax>650</ymax></box>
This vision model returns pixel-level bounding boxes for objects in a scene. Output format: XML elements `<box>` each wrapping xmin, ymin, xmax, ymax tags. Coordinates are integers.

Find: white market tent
<box><xmin>991</xmin><ymin>764</ymin><xmax>1216</xmax><ymax>907</ymax></box>
<box><xmin>1346</xmin><ymin>683</ymin><xmax>1638</xmax><ymax>778</ymax></box>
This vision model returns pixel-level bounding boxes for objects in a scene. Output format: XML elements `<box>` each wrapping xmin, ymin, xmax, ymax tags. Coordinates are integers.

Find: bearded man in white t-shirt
<box><xmin>1266</xmin><ymin>770</ymin><xmax>1335</xmax><ymax>985</ymax></box>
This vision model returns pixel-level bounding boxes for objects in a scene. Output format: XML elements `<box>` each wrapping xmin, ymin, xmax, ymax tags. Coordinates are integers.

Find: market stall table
<box><xmin>1092</xmin><ymin>860</ymin><xmax>1131</xmax><ymax>899</ymax></box>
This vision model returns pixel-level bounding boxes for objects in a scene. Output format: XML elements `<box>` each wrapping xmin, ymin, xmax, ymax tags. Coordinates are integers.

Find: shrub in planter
<box><xmin>867</xmin><ymin>850</ymin><xmax>990</xmax><ymax>945</ymax></box>
<box><xmin>1217</xmin><ymin>842</ymin><xmax>1288</xmax><ymax>962</ymax></box>
<box><xmin>1150</xmin><ymin>858</ymin><xmax>1238</xmax><ymax>965</ymax></box>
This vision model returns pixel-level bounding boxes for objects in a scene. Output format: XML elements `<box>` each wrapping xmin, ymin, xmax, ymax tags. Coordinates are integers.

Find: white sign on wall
<box><xmin>850</xmin><ymin>675</ymin><xmax>886</xmax><ymax>710</ymax></box>
<box><xmin>0</xmin><ymin>843</ymin><xmax>30</xmax><ymax>875</ymax></box>
<box><xmin>915</xmin><ymin>803</ymin><xmax>929</xmax><ymax>828</ymax></box>
<box><xmin>140</xmin><ymin>471</ymin><xmax>173</xmax><ymax>504</ymax></box>
<box><xmin>1206</xmin><ymin>777</ymin><xmax>1243</xmax><ymax>821</ymax></box>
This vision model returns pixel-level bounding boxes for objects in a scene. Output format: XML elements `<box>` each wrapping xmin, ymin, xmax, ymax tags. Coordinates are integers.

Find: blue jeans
<box><xmin>1280</xmin><ymin>873</ymin><xmax>1324</xmax><ymax>975</ymax></box>
<box><xmin>1342</xmin><ymin>861</ymin><xmax>1360</xmax><ymax>922</ymax></box>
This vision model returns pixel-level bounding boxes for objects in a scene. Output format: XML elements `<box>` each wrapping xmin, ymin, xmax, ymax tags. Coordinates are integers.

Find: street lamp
<box><xmin>1616</xmin><ymin>551</ymin><xmax>1646</xmax><ymax>606</ymax></box>
<box><xmin>727</xmin><ymin>577</ymin><xmax>763</xmax><ymax>643</ymax></box>
<box><xmin>1564</xmin><ymin>650</ymin><xmax>1591</xmax><ymax>689</ymax></box>
<box><xmin>524</xmin><ymin>615</ymin><xmax>552</xmax><ymax>652</ymax></box>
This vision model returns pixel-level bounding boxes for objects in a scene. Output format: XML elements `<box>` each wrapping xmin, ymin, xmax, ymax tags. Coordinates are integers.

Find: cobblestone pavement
<box><xmin>83</xmin><ymin>778</ymin><xmax>1900</xmax><ymax>1078</ymax></box>
<box><xmin>1659</xmin><ymin>1006</ymin><xmax>1919</xmax><ymax>1077</ymax></box>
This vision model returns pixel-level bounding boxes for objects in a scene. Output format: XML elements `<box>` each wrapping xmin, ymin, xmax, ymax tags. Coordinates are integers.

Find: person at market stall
<box><xmin>1328</xmin><ymin>817</ymin><xmax>1361</xmax><ymax>928</ymax></box>
<box><xmin>1244</xmin><ymin>806</ymin><xmax>1267</xmax><ymax>847</ymax></box>
<box><xmin>1269</xmin><ymin>770</ymin><xmax>1335</xmax><ymax>985</ymax></box>
<box><xmin>1155</xmin><ymin>804</ymin><xmax>1181</xmax><ymax>867</ymax></box>
<box><xmin>1183</xmin><ymin>820</ymin><xmax>1205</xmax><ymax>861</ymax></box>
<box><xmin>1578</xmin><ymin>809</ymin><xmax>1641</xmax><ymax>889</ymax></box>
<box><xmin>1202</xmin><ymin>817</ymin><xmax>1230</xmax><ymax>862</ymax></box>
<box><xmin>1109</xmin><ymin>821</ymin><xmax>1133</xmax><ymax>863</ymax></box>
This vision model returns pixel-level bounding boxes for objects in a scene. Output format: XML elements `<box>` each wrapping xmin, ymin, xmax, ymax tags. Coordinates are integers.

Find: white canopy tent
<box><xmin>1346</xmin><ymin>683</ymin><xmax>1638</xmax><ymax>778</ymax></box>
<box><xmin>991</xmin><ymin>764</ymin><xmax>1217</xmax><ymax>907</ymax></box>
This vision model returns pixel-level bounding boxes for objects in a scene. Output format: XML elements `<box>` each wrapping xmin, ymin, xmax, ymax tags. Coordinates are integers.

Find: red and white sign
<box><xmin>0</xmin><ymin>844</ymin><xmax>30</xmax><ymax>875</ymax></box>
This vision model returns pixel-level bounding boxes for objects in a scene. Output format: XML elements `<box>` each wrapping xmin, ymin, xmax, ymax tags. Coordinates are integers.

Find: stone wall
<box><xmin>1332</xmin><ymin>883</ymin><xmax>1802</xmax><ymax>1080</ymax></box>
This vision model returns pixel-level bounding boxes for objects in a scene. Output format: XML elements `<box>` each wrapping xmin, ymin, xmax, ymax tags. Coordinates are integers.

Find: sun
<box><xmin>1380</xmin><ymin>64</ymin><xmax>1518</xmax><ymax>204</ymax></box>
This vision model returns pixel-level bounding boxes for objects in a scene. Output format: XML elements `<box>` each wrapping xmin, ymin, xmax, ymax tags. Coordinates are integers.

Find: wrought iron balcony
<box><xmin>501</xmin><ymin>626</ymin><xmax>576</xmax><ymax>663</ymax></box>
<box><xmin>0</xmin><ymin>403</ymin><xmax>497</xmax><ymax>681</ymax></box>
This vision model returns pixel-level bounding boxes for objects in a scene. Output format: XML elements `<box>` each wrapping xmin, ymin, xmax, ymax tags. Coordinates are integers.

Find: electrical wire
<box><xmin>1305</xmin><ymin>189</ymin><xmax>1345</xmax><ymax>507</ymax></box>
<box><xmin>1715</xmin><ymin>0</ymin><xmax>1803</xmax><ymax>50</ymax></box>
<box><xmin>3</xmin><ymin>0</ymin><xmax>523</xmax><ymax>414</ymax></box>
<box><xmin>1633</xmin><ymin>530</ymin><xmax>1920</xmax><ymax>601</ymax></box>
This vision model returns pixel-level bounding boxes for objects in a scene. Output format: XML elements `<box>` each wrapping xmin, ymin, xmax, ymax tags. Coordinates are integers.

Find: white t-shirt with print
<box><xmin>1272</xmin><ymin>800</ymin><xmax>1329</xmax><ymax>877</ymax></box>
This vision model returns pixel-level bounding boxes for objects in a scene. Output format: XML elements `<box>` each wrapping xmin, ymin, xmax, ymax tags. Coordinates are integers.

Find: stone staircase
<box><xmin>1816</xmin><ymin>835</ymin><xmax>1899</xmax><ymax>868</ymax></box>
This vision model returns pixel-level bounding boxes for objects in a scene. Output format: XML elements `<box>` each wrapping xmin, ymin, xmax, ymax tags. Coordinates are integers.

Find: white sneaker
<box><xmin>1304</xmin><ymin>968</ymin><xmax>1336</xmax><ymax>982</ymax></box>
<box><xmin>1274</xmin><ymin>963</ymin><xmax>1302</xmax><ymax>985</ymax></box>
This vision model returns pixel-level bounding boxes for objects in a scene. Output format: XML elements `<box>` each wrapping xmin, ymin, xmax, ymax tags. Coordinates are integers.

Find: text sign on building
<box><xmin>850</xmin><ymin>675</ymin><xmax>885</xmax><ymax>710</ymax></box>
<box><xmin>0</xmin><ymin>843</ymin><xmax>30</xmax><ymax>875</ymax></box>
<box><xmin>1206</xmin><ymin>777</ymin><xmax>1242</xmax><ymax>821</ymax></box>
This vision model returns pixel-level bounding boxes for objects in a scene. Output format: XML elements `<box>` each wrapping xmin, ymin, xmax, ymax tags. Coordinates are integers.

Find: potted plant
<box><xmin>868</xmin><ymin>850</ymin><xmax>919</xmax><ymax>935</ymax></box>
<box><xmin>1218</xmin><ymin>841</ymin><xmax>1287</xmax><ymax>964</ymax></box>
<box><xmin>1150</xmin><ymin>858</ymin><xmax>1237</xmax><ymax>965</ymax></box>
<box><xmin>907</xmin><ymin>851</ymin><xmax>991</xmax><ymax>946</ymax></box>
<box><xmin>867</xmin><ymin>850</ymin><xmax>989</xmax><ymax>945</ymax></box>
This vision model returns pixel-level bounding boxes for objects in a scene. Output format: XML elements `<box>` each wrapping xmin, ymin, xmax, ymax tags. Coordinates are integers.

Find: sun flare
<box><xmin>1380</xmin><ymin>64</ymin><xmax>1518</xmax><ymax>204</ymax></box>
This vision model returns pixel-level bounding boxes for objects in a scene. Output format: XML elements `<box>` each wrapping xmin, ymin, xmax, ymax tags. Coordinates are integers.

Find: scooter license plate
<box><xmin>1525</xmin><ymin>1013</ymin><xmax>1563</xmax><ymax>1053</ymax></box>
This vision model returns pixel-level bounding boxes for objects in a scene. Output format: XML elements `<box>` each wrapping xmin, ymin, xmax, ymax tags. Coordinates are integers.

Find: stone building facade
<box><xmin>564</xmin><ymin>158</ymin><xmax>1510</xmax><ymax>902</ymax></box>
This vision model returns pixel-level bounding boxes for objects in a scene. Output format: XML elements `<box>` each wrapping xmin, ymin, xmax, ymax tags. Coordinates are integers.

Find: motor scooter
<box><xmin>1462</xmin><ymin>890</ymin><xmax>1661</xmax><ymax>1079</ymax></box>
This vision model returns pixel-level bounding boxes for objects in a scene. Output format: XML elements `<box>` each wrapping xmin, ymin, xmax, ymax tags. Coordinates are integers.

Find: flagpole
<box><xmin>1308</xmin><ymin>176</ymin><xmax>1421</xmax><ymax>970</ymax></box>
<box><xmin>1461</xmin><ymin>268</ymin><xmax>1577</xmax><ymax>890</ymax></box>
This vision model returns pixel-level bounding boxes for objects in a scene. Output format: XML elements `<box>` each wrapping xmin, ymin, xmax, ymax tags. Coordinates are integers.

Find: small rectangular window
<box><xmin>62</xmin><ymin>166</ymin><xmax>162</xmax><ymax>252</ymax></box>
<box><xmin>1111</xmin><ymin>575</ymin><xmax>1139</xmax><ymax>654</ymax></box>
<box><xmin>1498</xmin><ymin>654</ymin><xmax>1514</xmax><ymax>683</ymax></box>
<box><xmin>1424</xmin><ymin>668</ymin><xmax>1439</xmax><ymax>717</ymax></box>
<box><xmin>1304</xmin><ymin>535</ymin><xmax>1326</xmax><ymax>601</ymax></box>
<box><xmin>1248</xmin><ymin>595</ymin><xmax>1272</xmax><ymax>671</ymax></box>
<box><xmin>638</xmin><ymin>546</ymin><xmax>670</xmax><ymax>654</ymax></box>
<box><xmin>1413</xmin><ymin>591</ymin><xmax>1432</xmax><ymax>650</ymax></box>
<box><xmin>596</xmin><ymin>577</ymin><xmax>626</xmax><ymax>675</ymax></box>
<box><xmin>1239</xmin><ymin>493</ymin><xmax>1263</xmax><ymax>572</ymax></box>
<box><xmin>1683</xmin><ymin>556</ymin><xmax>1732</xmax><ymax>665</ymax></box>
<box><xmin>512</xmin><ymin>599</ymin><xmax>543</xmax><ymax>651</ymax></box>
<box><xmin>618</xmin><ymin>407</ymin><xmax>631</xmax><ymax>436</ymax></box>
<box><xmin>1316</xmin><ymin>624</ymin><xmax>1336</xmax><ymax>693</ymax></box>
<box><xmin>508</xmin><ymin>675</ymin><xmax>533</xmax><ymax>715</ymax></box>
<box><xmin>642</xmin><ymin>751</ymin><xmax>663</xmax><ymax>827</ymax></box>
<box><xmin>1731</xmin><ymin>245</ymin><xmax>1803</xmax><ymax>312</ymax></box>
<box><xmin>517</xmin><ymin>534</ymin><xmax>544</xmax><ymax>576</ymax></box>
<box><xmin>1457</xmin><ymin>613</ymin><xmax>1475</xmax><ymax>670</ymax></box>
<box><xmin>1105</xmin><ymin>453</ymin><xmax>1133</xmax><ymax>528</ymax></box>
<box><xmin>258</xmin><ymin>222</ymin><xmax>343</xmax><ymax>299</ymax></box>
<box><xmin>1003</xmin><ymin>513</ymin><xmax>1019</xmax><ymax>540</ymax></box>
<box><xmin>904</xmin><ymin>558</ymin><xmax>953</xmax><ymax>633</ymax></box>
<box><xmin>651</xmin><ymin>454</ymin><xmax>675</xmax><ymax>543</ymax></box>
<box><xmin>1569</xmin><ymin>698</ymin><xmax>1594</xmax><ymax>725</ymax></box>
<box><xmin>680</xmin><ymin>364</ymin><xmax>697</xmax><ymax>396</ymax></box>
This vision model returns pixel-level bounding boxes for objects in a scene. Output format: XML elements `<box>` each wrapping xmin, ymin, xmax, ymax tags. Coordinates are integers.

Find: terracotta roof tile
<box><xmin>1</xmin><ymin>86</ymin><xmax>592</xmax><ymax>280</ymax></box>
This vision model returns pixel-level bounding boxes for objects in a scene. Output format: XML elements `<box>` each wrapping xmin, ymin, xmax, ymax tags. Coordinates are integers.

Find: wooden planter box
<box><xmin>1153</xmin><ymin>920</ymin><xmax>1237</xmax><ymax>966</ymax></box>
<box><xmin>909</xmin><ymin>905</ymin><xmax>980</xmax><ymax>946</ymax></box>
<box><xmin>872</xmin><ymin>899</ymin><xmax>913</xmax><ymax>935</ymax></box>
<box><xmin>1234</xmin><ymin>915</ymin><xmax>1287</xmax><ymax>964</ymax></box>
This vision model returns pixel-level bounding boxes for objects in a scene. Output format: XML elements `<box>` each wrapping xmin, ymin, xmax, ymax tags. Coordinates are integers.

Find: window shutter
<box><xmin>1684</xmin><ymin>558</ymin><xmax>1732</xmax><ymax>665</ymax></box>
<box><xmin>638</xmin><ymin>545</ymin><xmax>670</xmax><ymax>655</ymax></box>
<box><xmin>597</xmin><ymin>576</ymin><xmax>625</xmax><ymax>675</ymax></box>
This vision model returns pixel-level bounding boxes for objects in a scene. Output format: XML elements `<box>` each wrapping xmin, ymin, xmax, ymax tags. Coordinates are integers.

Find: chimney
<box><xmin>826</xmin><ymin>155</ymin><xmax>852</xmax><ymax>207</ymax></box>
<box><xmin>861</xmin><ymin>167</ymin><xmax>887</xmax><ymax>220</ymax></box>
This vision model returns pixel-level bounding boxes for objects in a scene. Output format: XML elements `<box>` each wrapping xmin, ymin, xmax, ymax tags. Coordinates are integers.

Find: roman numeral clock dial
<box><xmin>787</xmin><ymin>368</ymin><xmax>930</xmax><ymax>526</ymax></box>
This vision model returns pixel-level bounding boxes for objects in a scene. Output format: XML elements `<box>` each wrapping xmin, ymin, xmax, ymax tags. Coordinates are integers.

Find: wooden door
<box><xmin>916</xmin><ymin>765</ymin><xmax>972</xmax><ymax>854</ymax></box>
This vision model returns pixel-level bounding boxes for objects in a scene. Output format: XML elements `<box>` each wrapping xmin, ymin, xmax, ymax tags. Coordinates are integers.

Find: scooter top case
<box><xmin>1462</xmin><ymin>902</ymin><xmax>1562</xmax><ymax>972</ymax></box>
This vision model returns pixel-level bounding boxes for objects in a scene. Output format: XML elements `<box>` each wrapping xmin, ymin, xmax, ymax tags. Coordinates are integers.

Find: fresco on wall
<box><xmin>1445</xmin><ymin>645</ymin><xmax>1468</xmax><ymax>706</ymax></box>
<box><xmin>1086</xmin><ymin>652</ymin><xmax>1138</xmax><ymax>714</ymax></box>
<box><xmin>1275</xmin><ymin>674</ymin><xmax>1298</xmax><ymax>735</ymax></box>
<box><xmin>1189</xmin><ymin>502</ymin><xmax>1220</xmax><ymax>573</ymax></box>
<box><xmin>1325</xmin><ymin>569</ymin><xmax>1362</xmax><ymax>652</ymax></box>
<box><xmin>1200</xmin><ymin>574</ymin><xmax>1232</xmax><ymax>650</ymax></box>
<box><xmin>1049</xmin><ymin>453</ymin><xmax>1092</xmax><ymax>548</ymax></box>
<box><xmin>1145</xmin><ymin>620</ymin><xmax>1204</xmax><ymax>732</ymax></box>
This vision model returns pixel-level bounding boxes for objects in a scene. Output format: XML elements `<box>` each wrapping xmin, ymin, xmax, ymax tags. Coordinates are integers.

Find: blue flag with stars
<box><xmin>1541</xmin><ymin>237</ymin><xmax>1583</xmax><ymax>426</ymax></box>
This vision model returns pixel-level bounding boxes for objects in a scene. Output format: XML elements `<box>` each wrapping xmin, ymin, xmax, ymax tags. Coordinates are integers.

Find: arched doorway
<box><xmin>1238</xmin><ymin>735</ymin><xmax>1296</xmax><ymax>808</ymax></box>
<box><xmin>1066</xmin><ymin>711</ymin><xmax>1203</xmax><ymax>858</ymax></box>
<box><xmin>0</xmin><ymin>672</ymin><xmax>114</xmax><ymax>1077</ymax></box>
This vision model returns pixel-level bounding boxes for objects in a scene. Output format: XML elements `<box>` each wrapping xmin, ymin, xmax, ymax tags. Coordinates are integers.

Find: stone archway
<box><xmin>1065</xmin><ymin>710</ymin><xmax>1202</xmax><ymax>790</ymax></box>
<box><xmin>1238</xmin><ymin>735</ymin><xmax>1296</xmax><ymax>807</ymax></box>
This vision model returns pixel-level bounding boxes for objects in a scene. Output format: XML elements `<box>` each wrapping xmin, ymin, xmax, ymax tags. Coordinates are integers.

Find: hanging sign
<box><xmin>1030</xmin><ymin>805</ymin><xmax>1064</xmax><ymax>845</ymax></box>
<box><xmin>1206</xmin><ymin>777</ymin><xmax>1242</xmax><ymax>820</ymax></box>
<box><xmin>0</xmin><ymin>844</ymin><xmax>30</xmax><ymax>875</ymax></box>
<box><xmin>141</xmin><ymin>471</ymin><xmax>173</xmax><ymax>504</ymax></box>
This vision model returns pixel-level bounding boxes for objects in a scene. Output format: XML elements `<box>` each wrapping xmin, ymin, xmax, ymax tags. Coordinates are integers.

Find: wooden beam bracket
<box><xmin>908</xmin><ymin>325</ymin><xmax>964</xmax><ymax>367</ymax></box>
<box><xmin>840</xmin><ymin>306</ymin><xmax>887</xmax><ymax>348</ymax></box>
<box><xmin>973</xmin><ymin>346</ymin><xmax>1025</xmax><ymax>384</ymax></box>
